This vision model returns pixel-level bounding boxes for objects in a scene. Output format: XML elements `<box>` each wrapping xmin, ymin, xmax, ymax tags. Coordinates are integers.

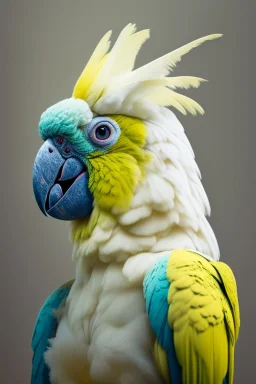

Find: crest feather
<box><xmin>85</xmin><ymin>23</ymin><xmax>150</xmax><ymax>106</ymax></box>
<box><xmin>72</xmin><ymin>30</ymin><xmax>112</xmax><ymax>100</ymax></box>
<box><xmin>124</xmin><ymin>34</ymin><xmax>222</xmax><ymax>83</ymax></box>
<box><xmin>72</xmin><ymin>24</ymin><xmax>222</xmax><ymax>117</ymax></box>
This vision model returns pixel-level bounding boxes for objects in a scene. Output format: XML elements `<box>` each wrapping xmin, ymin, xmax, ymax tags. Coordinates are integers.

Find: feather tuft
<box><xmin>73</xmin><ymin>25</ymin><xmax>222</xmax><ymax>117</ymax></box>
<box><xmin>128</xmin><ymin>34</ymin><xmax>222</xmax><ymax>82</ymax></box>
<box><xmin>72</xmin><ymin>30</ymin><xmax>112</xmax><ymax>100</ymax></box>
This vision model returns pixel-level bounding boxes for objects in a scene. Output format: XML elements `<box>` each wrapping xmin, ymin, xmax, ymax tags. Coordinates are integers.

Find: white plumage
<box><xmin>72</xmin><ymin>105</ymin><xmax>219</xmax><ymax>272</ymax></box>
<box><xmin>46</xmin><ymin>24</ymin><xmax>222</xmax><ymax>383</ymax></box>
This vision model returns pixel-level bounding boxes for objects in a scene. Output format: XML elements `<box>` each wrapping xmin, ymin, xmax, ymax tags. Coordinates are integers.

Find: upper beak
<box><xmin>33</xmin><ymin>139</ymin><xmax>64</xmax><ymax>216</ymax></box>
<box><xmin>32</xmin><ymin>139</ymin><xmax>93</xmax><ymax>220</ymax></box>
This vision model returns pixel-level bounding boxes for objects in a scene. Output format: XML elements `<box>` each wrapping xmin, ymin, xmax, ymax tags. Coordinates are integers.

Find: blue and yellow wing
<box><xmin>144</xmin><ymin>250</ymin><xmax>240</xmax><ymax>384</ymax></box>
<box><xmin>31</xmin><ymin>280</ymin><xmax>74</xmax><ymax>384</ymax></box>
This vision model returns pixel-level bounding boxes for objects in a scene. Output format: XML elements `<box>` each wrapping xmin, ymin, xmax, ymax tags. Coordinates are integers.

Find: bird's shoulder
<box><xmin>143</xmin><ymin>249</ymin><xmax>240</xmax><ymax>384</ymax></box>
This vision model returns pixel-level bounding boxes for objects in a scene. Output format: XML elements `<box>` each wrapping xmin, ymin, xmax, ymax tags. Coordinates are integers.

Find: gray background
<box><xmin>1</xmin><ymin>0</ymin><xmax>254</xmax><ymax>382</ymax></box>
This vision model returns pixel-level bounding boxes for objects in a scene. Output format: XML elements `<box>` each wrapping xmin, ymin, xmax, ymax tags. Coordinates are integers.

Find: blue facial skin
<box><xmin>32</xmin><ymin>138</ymin><xmax>93</xmax><ymax>221</ymax></box>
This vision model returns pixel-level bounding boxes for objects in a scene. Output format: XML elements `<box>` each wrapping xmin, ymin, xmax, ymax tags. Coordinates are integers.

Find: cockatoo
<box><xmin>31</xmin><ymin>24</ymin><xmax>240</xmax><ymax>384</ymax></box>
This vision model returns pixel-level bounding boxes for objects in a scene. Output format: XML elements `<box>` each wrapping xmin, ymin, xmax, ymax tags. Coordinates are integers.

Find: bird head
<box><xmin>33</xmin><ymin>97</ymin><xmax>149</xmax><ymax>220</ymax></box>
<box><xmin>33</xmin><ymin>24</ymin><xmax>221</xmax><ymax>262</ymax></box>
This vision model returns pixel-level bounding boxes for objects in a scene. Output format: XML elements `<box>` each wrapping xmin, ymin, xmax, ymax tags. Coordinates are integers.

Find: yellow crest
<box><xmin>72</xmin><ymin>23</ymin><xmax>222</xmax><ymax>117</ymax></box>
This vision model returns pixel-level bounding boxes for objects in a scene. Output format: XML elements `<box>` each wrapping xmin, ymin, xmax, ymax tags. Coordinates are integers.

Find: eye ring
<box><xmin>86</xmin><ymin>117</ymin><xmax>120</xmax><ymax>147</ymax></box>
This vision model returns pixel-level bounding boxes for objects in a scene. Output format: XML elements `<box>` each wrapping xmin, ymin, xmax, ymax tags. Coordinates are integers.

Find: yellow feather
<box><xmin>210</xmin><ymin>261</ymin><xmax>240</xmax><ymax>384</ymax></box>
<box><xmin>146</xmin><ymin>86</ymin><xmax>204</xmax><ymax>115</ymax></box>
<box><xmin>154</xmin><ymin>340</ymin><xmax>170</xmax><ymax>383</ymax></box>
<box><xmin>166</xmin><ymin>249</ymin><xmax>240</xmax><ymax>384</ymax></box>
<box><xmin>163</xmin><ymin>76</ymin><xmax>207</xmax><ymax>90</ymax></box>
<box><xmin>127</xmin><ymin>34</ymin><xmax>222</xmax><ymax>82</ymax></box>
<box><xmin>86</xmin><ymin>24</ymin><xmax>150</xmax><ymax>106</ymax></box>
<box><xmin>152</xmin><ymin>88</ymin><xmax>188</xmax><ymax>114</ymax></box>
<box><xmin>211</xmin><ymin>261</ymin><xmax>240</xmax><ymax>340</ymax></box>
<box><xmin>86</xmin><ymin>115</ymin><xmax>150</xmax><ymax>212</ymax></box>
<box><xmin>72</xmin><ymin>25</ymin><xmax>222</xmax><ymax>117</ymax></box>
<box><xmin>122</xmin><ymin>76</ymin><xmax>206</xmax><ymax>90</ymax></box>
<box><xmin>112</xmin><ymin>29</ymin><xmax>150</xmax><ymax>75</ymax></box>
<box><xmin>170</xmin><ymin>91</ymin><xmax>204</xmax><ymax>115</ymax></box>
<box><xmin>93</xmin><ymin>77</ymin><xmax>205</xmax><ymax>115</ymax></box>
<box><xmin>72</xmin><ymin>30</ymin><xmax>112</xmax><ymax>100</ymax></box>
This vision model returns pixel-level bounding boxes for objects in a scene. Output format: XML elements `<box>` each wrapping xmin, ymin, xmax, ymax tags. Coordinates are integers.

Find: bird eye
<box><xmin>86</xmin><ymin>117</ymin><xmax>120</xmax><ymax>147</ymax></box>
<box><xmin>94</xmin><ymin>125</ymin><xmax>111</xmax><ymax>141</ymax></box>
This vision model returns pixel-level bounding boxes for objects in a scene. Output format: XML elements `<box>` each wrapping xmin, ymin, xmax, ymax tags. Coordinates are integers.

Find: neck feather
<box><xmin>72</xmin><ymin>106</ymin><xmax>219</xmax><ymax>275</ymax></box>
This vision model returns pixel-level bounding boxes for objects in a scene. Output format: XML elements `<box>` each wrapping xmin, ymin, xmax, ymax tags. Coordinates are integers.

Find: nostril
<box><xmin>49</xmin><ymin>148</ymin><xmax>53</xmax><ymax>153</ymax></box>
<box><xmin>57</xmin><ymin>137</ymin><xmax>64</xmax><ymax>144</ymax></box>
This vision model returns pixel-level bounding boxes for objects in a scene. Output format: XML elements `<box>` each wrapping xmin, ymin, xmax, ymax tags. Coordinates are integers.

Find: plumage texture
<box><xmin>144</xmin><ymin>250</ymin><xmax>240</xmax><ymax>384</ymax></box>
<box><xmin>72</xmin><ymin>106</ymin><xmax>219</xmax><ymax>269</ymax></box>
<box><xmin>72</xmin><ymin>23</ymin><xmax>221</xmax><ymax>118</ymax></box>
<box><xmin>86</xmin><ymin>115</ymin><xmax>150</xmax><ymax>212</ymax></box>
<box><xmin>44</xmin><ymin>262</ymin><xmax>163</xmax><ymax>383</ymax></box>
<box><xmin>144</xmin><ymin>255</ymin><xmax>181</xmax><ymax>384</ymax></box>
<box><xmin>31</xmin><ymin>281</ymin><xmax>73</xmax><ymax>384</ymax></box>
<box><xmin>70</xmin><ymin>24</ymin><xmax>220</xmax><ymax>265</ymax></box>
<box><xmin>73</xmin><ymin>24</ymin><xmax>150</xmax><ymax>107</ymax></box>
<box><xmin>39</xmin><ymin>98</ymin><xmax>93</xmax><ymax>153</ymax></box>
<box><xmin>31</xmin><ymin>24</ymin><xmax>236</xmax><ymax>384</ymax></box>
<box><xmin>72</xmin><ymin>30</ymin><xmax>112</xmax><ymax>101</ymax></box>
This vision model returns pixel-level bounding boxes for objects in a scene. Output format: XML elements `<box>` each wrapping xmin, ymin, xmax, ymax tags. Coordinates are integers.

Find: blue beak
<box><xmin>32</xmin><ymin>139</ymin><xmax>93</xmax><ymax>220</ymax></box>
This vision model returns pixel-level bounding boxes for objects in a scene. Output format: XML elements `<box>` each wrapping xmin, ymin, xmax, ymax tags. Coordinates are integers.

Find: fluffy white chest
<box><xmin>45</xmin><ymin>263</ymin><xmax>164</xmax><ymax>384</ymax></box>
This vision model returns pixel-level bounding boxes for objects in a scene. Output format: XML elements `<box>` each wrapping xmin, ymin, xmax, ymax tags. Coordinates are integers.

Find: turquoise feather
<box><xmin>144</xmin><ymin>255</ymin><xmax>182</xmax><ymax>383</ymax></box>
<box><xmin>144</xmin><ymin>255</ymin><xmax>228</xmax><ymax>384</ymax></box>
<box><xmin>31</xmin><ymin>281</ymin><xmax>73</xmax><ymax>384</ymax></box>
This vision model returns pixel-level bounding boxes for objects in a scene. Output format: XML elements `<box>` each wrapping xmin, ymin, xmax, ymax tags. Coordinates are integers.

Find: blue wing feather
<box><xmin>144</xmin><ymin>255</ymin><xmax>182</xmax><ymax>383</ymax></box>
<box><xmin>31</xmin><ymin>280</ymin><xmax>74</xmax><ymax>384</ymax></box>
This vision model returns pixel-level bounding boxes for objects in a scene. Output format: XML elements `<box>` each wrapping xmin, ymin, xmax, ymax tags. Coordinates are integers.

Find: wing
<box><xmin>144</xmin><ymin>254</ymin><xmax>182</xmax><ymax>383</ymax></box>
<box><xmin>144</xmin><ymin>250</ymin><xmax>240</xmax><ymax>384</ymax></box>
<box><xmin>31</xmin><ymin>280</ymin><xmax>74</xmax><ymax>384</ymax></box>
